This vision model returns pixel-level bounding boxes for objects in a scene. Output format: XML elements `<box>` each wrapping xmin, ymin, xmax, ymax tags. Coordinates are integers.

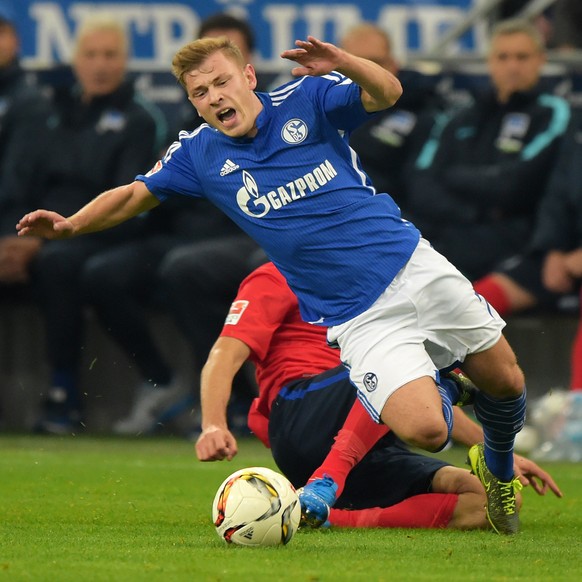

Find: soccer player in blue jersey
<box><xmin>16</xmin><ymin>35</ymin><xmax>526</xmax><ymax>534</ymax></box>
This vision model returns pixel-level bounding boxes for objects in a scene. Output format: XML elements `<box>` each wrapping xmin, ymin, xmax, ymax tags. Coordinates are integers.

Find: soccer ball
<box><xmin>212</xmin><ymin>466</ymin><xmax>301</xmax><ymax>547</ymax></box>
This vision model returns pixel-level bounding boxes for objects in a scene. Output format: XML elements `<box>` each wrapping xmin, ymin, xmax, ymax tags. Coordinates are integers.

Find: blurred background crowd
<box><xmin>1</xmin><ymin>0</ymin><xmax>581</xmax><ymax>460</ymax></box>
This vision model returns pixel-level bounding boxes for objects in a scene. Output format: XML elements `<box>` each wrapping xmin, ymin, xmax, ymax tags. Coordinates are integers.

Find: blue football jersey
<box><xmin>137</xmin><ymin>73</ymin><xmax>420</xmax><ymax>325</ymax></box>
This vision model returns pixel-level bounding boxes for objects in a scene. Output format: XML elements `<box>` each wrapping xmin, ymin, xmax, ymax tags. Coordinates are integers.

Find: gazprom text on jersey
<box><xmin>266</xmin><ymin>159</ymin><xmax>337</xmax><ymax>209</ymax></box>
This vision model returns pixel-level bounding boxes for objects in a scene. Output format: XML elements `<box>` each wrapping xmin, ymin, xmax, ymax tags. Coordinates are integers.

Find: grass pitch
<box><xmin>1</xmin><ymin>435</ymin><xmax>581</xmax><ymax>581</ymax></box>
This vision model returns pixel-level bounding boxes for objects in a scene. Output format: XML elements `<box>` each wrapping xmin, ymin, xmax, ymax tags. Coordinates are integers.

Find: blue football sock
<box><xmin>474</xmin><ymin>388</ymin><xmax>527</xmax><ymax>482</ymax></box>
<box><xmin>435</xmin><ymin>377</ymin><xmax>457</xmax><ymax>451</ymax></box>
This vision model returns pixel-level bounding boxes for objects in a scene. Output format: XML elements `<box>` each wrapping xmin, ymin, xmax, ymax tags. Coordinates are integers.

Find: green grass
<box><xmin>1</xmin><ymin>435</ymin><xmax>581</xmax><ymax>581</ymax></box>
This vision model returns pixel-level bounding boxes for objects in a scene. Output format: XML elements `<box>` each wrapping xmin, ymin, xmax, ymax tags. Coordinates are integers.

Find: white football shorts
<box><xmin>327</xmin><ymin>238</ymin><xmax>506</xmax><ymax>422</ymax></box>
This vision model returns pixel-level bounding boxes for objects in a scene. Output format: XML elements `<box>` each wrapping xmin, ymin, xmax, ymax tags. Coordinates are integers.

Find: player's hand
<box><xmin>16</xmin><ymin>210</ymin><xmax>74</xmax><ymax>240</ymax></box>
<box><xmin>0</xmin><ymin>236</ymin><xmax>43</xmax><ymax>283</ymax></box>
<box><xmin>513</xmin><ymin>453</ymin><xmax>563</xmax><ymax>498</ymax></box>
<box><xmin>196</xmin><ymin>425</ymin><xmax>238</xmax><ymax>462</ymax></box>
<box><xmin>542</xmin><ymin>251</ymin><xmax>574</xmax><ymax>293</ymax></box>
<box><xmin>564</xmin><ymin>248</ymin><xmax>582</xmax><ymax>278</ymax></box>
<box><xmin>281</xmin><ymin>36</ymin><xmax>345</xmax><ymax>77</ymax></box>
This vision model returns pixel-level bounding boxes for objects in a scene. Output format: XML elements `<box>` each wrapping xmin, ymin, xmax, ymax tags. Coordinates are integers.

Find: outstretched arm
<box><xmin>281</xmin><ymin>36</ymin><xmax>402</xmax><ymax>112</ymax></box>
<box><xmin>16</xmin><ymin>180</ymin><xmax>158</xmax><ymax>240</ymax></box>
<box><xmin>196</xmin><ymin>336</ymin><xmax>251</xmax><ymax>462</ymax></box>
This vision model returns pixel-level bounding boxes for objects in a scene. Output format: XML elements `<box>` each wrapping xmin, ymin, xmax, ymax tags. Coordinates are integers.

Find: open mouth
<box><xmin>218</xmin><ymin>108</ymin><xmax>236</xmax><ymax>123</ymax></box>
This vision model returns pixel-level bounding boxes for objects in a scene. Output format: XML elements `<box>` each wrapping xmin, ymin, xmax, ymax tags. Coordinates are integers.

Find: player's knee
<box><xmin>489</xmin><ymin>362</ymin><xmax>525</xmax><ymax>399</ymax></box>
<box><xmin>401</xmin><ymin>419</ymin><xmax>449</xmax><ymax>452</ymax></box>
<box><xmin>508</xmin><ymin>364</ymin><xmax>525</xmax><ymax>396</ymax></box>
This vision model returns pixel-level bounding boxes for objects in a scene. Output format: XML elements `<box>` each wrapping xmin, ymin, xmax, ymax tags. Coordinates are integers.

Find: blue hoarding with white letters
<box><xmin>8</xmin><ymin>0</ymin><xmax>481</xmax><ymax>71</ymax></box>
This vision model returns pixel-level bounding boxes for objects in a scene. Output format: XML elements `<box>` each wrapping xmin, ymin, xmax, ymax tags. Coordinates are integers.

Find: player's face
<box><xmin>185</xmin><ymin>50</ymin><xmax>263</xmax><ymax>138</ymax></box>
<box><xmin>73</xmin><ymin>29</ymin><xmax>127</xmax><ymax>100</ymax></box>
<box><xmin>488</xmin><ymin>32</ymin><xmax>545</xmax><ymax>103</ymax></box>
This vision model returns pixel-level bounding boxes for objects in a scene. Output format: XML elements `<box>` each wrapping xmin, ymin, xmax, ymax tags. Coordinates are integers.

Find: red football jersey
<box><xmin>220</xmin><ymin>262</ymin><xmax>341</xmax><ymax>446</ymax></box>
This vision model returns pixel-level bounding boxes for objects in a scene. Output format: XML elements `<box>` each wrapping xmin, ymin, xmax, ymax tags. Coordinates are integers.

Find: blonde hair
<box><xmin>172</xmin><ymin>36</ymin><xmax>244</xmax><ymax>89</ymax></box>
<box><xmin>490</xmin><ymin>19</ymin><xmax>545</xmax><ymax>53</ymax></box>
<box><xmin>74</xmin><ymin>14</ymin><xmax>129</xmax><ymax>56</ymax></box>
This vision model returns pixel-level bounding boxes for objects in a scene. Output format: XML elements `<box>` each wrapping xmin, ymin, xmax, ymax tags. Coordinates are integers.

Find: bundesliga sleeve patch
<box><xmin>145</xmin><ymin>159</ymin><xmax>163</xmax><ymax>177</ymax></box>
<box><xmin>225</xmin><ymin>300</ymin><xmax>249</xmax><ymax>325</ymax></box>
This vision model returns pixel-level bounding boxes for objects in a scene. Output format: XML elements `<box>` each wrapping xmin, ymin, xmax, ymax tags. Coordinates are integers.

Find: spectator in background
<box><xmin>406</xmin><ymin>19</ymin><xmax>570</xmax><ymax>282</ymax></box>
<box><xmin>343</xmin><ymin>23</ymin><xmax>445</xmax><ymax>210</ymax></box>
<box><xmin>0</xmin><ymin>4</ymin><xmax>50</xmax><ymax>289</ymax></box>
<box><xmin>474</xmin><ymin>107</ymin><xmax>582</xmax><ymax>391</ymax></box>
<box><xmin>96</xmin><ymin>12</ymin><xmax>265</xmax><ymax>436</ymax></box>
<box><xmin>0</xmin><ymin>15</ymin><xmax>166</xmax><ymax>434</ymax></box>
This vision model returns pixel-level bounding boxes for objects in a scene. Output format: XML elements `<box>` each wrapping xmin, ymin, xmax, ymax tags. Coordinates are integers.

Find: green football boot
<box><xmin>467</xmin><ymin>443</ymin><xmax>523</xmax><ymax>535</ymax></box>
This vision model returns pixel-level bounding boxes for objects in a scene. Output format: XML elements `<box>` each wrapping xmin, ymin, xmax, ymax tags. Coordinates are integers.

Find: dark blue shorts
<box><xmin>268</xmin><ymin>366</ymin><xmax>450</xmax><ymax>510</ymax></box>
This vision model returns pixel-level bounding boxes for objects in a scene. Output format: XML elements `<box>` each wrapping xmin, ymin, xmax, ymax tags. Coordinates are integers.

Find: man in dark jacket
<box><xmin>0</xmin><ymin>14</ymin><xmax>167</xmax><ymax>433</ymax></box>
<box><xmin>0</xmin><ymin>6</ymin><xmax>50</xmax><ymax>285</ymax></box>
<box><xmin>407</xmin><ymin>19</ymin><xmax>570</xmax><ymax>282</ymax></box>
<box><xmin>86</xmin><ymin>12</ymin><xmax>264</xmax><ymax>436</ymax></box>
<box><xmin>343</xmin><ymin>23</ymin><xmax>446</xmax><ymax>211</ymax></box>
<box><xmin>474</xmin><ymin>107</ymin><xmax>582</xmax><ymax>390</ymax></box>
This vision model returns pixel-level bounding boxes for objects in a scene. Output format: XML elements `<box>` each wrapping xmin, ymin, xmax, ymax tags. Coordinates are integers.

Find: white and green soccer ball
<box><xmin>212</xmin><ymin>466</ymin><xmax>301</xmax><ymax>547</ymax></box>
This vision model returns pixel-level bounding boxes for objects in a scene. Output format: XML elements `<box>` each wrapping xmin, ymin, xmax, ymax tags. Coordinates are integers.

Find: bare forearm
<box><xmin>68</xmin><ymin>182</ymin><xmax>158</xmax><ymax>236</ymax></box>
<box><xmin>200</xmin><ymin>362</ymin><xmax>234</xmax><ymax>430</ymax></box>
<box><xmin>336</xmin><ymin>52</ymin><xmax>402</xmax><ymax>111</ymax></box>
<box><xmin>200</xmin><ymin>337</ymin><xmax>251</xmax><ymax>430</ymax></box>
<box><xmin>281</xmin><ymin>37</ymin><xmax>402</xmax><ymax>112</ymax></box>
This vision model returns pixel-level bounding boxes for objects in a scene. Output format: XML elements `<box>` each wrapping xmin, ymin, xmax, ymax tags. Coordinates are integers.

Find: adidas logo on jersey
<box><xmin>220</xmin><ymin>159</ymin><xmax>240</xmax><ymax>176</ymax></box>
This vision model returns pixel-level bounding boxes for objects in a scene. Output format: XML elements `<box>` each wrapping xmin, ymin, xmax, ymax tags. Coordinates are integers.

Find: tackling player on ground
<box><xmin>195</xmin><ymin>262</ymin><xmax>561</xmax><ymax>530</ymax></box>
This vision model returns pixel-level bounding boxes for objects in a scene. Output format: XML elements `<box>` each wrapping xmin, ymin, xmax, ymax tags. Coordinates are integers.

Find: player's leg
<box><xmin>473</xmin><ymin>273</ymin><xmax>537</xmax><ymax>316</ymax></box>
<box><xmin>378</xmin><ymin>376</ymin><xmax>449</xmax><ymax>450</ymax></box>
<box><xmin>298</xmin><ymin>396</ymin><xmax>390</xmax><ymax>526</ymax></box>
<box><xmin>458</xmin><ymin>340</ymin><xmax>526</xmax><ymax>534</ymax></box>
<box><xmin>430</xmin><ymin>466</ymin><xmax>489</xmax><ymax>530</ymax></box>
<box><xmin>29</xmin><ymin>237</ymin><xmax>108</xmax><ymax>432</ymax></box>
<box><xmin>82</xmin><ymin>237</ymin><xmax>175</xmax><ymax>387</ymax></box>
<box><xmin>269</xmin><ymin>365</ymin><xmax>400</xmax><ymax>526</ymax></box>
<box><xmin>328</xmin><ymin>494</ymin><xmax>459</xmax><ymax>529</ymax></box>
<box><xmin>329</xmin><ymin>441</ymin><xmax>479</xmax><ymax>530</ymax></box>
<box><xmin>412</xmin><ymin>241</ymin><xmax>528</xmax><ymax>534</ymax></box>
<box><xmin>327</xmin><ymin>303</ymin><xmax>453</xmax><ymax>454</ymax></box>
<box><xmin>462</xmin><ymin>333</ymin><xmax>526</xmax><ymax>455</ymax></box>
<box><xmin>473</xmin><ymin>254</ymin><xmax>548</xmax><ymax>317</ymax></box>
<box><xmin>269</xmin><ymin>366</ymin><xmax>360</xmax><ymax>488</ymax></box>
<box><xmin>160</xmin><ymin>235</ymin><xmax>261</xmax><ymax>431</ymax></box>
<box><xmin>82</xmin><ymin>237</ymin><xmax>188</xmax><ymax>434</ymax></box>
<box><xmin>305</xmin><ymin>397</ymin><xmax>389</xmax><ymax>495</ymax></box>
<box><xmin>298</xmin><ymin>370</ymin><xmax>477</xmax><ymax>527</ymax></box>
<box><xmin>330</xmin><ymin>239</ymin><xmax>525</xmax><ymax>533</ymax></box>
